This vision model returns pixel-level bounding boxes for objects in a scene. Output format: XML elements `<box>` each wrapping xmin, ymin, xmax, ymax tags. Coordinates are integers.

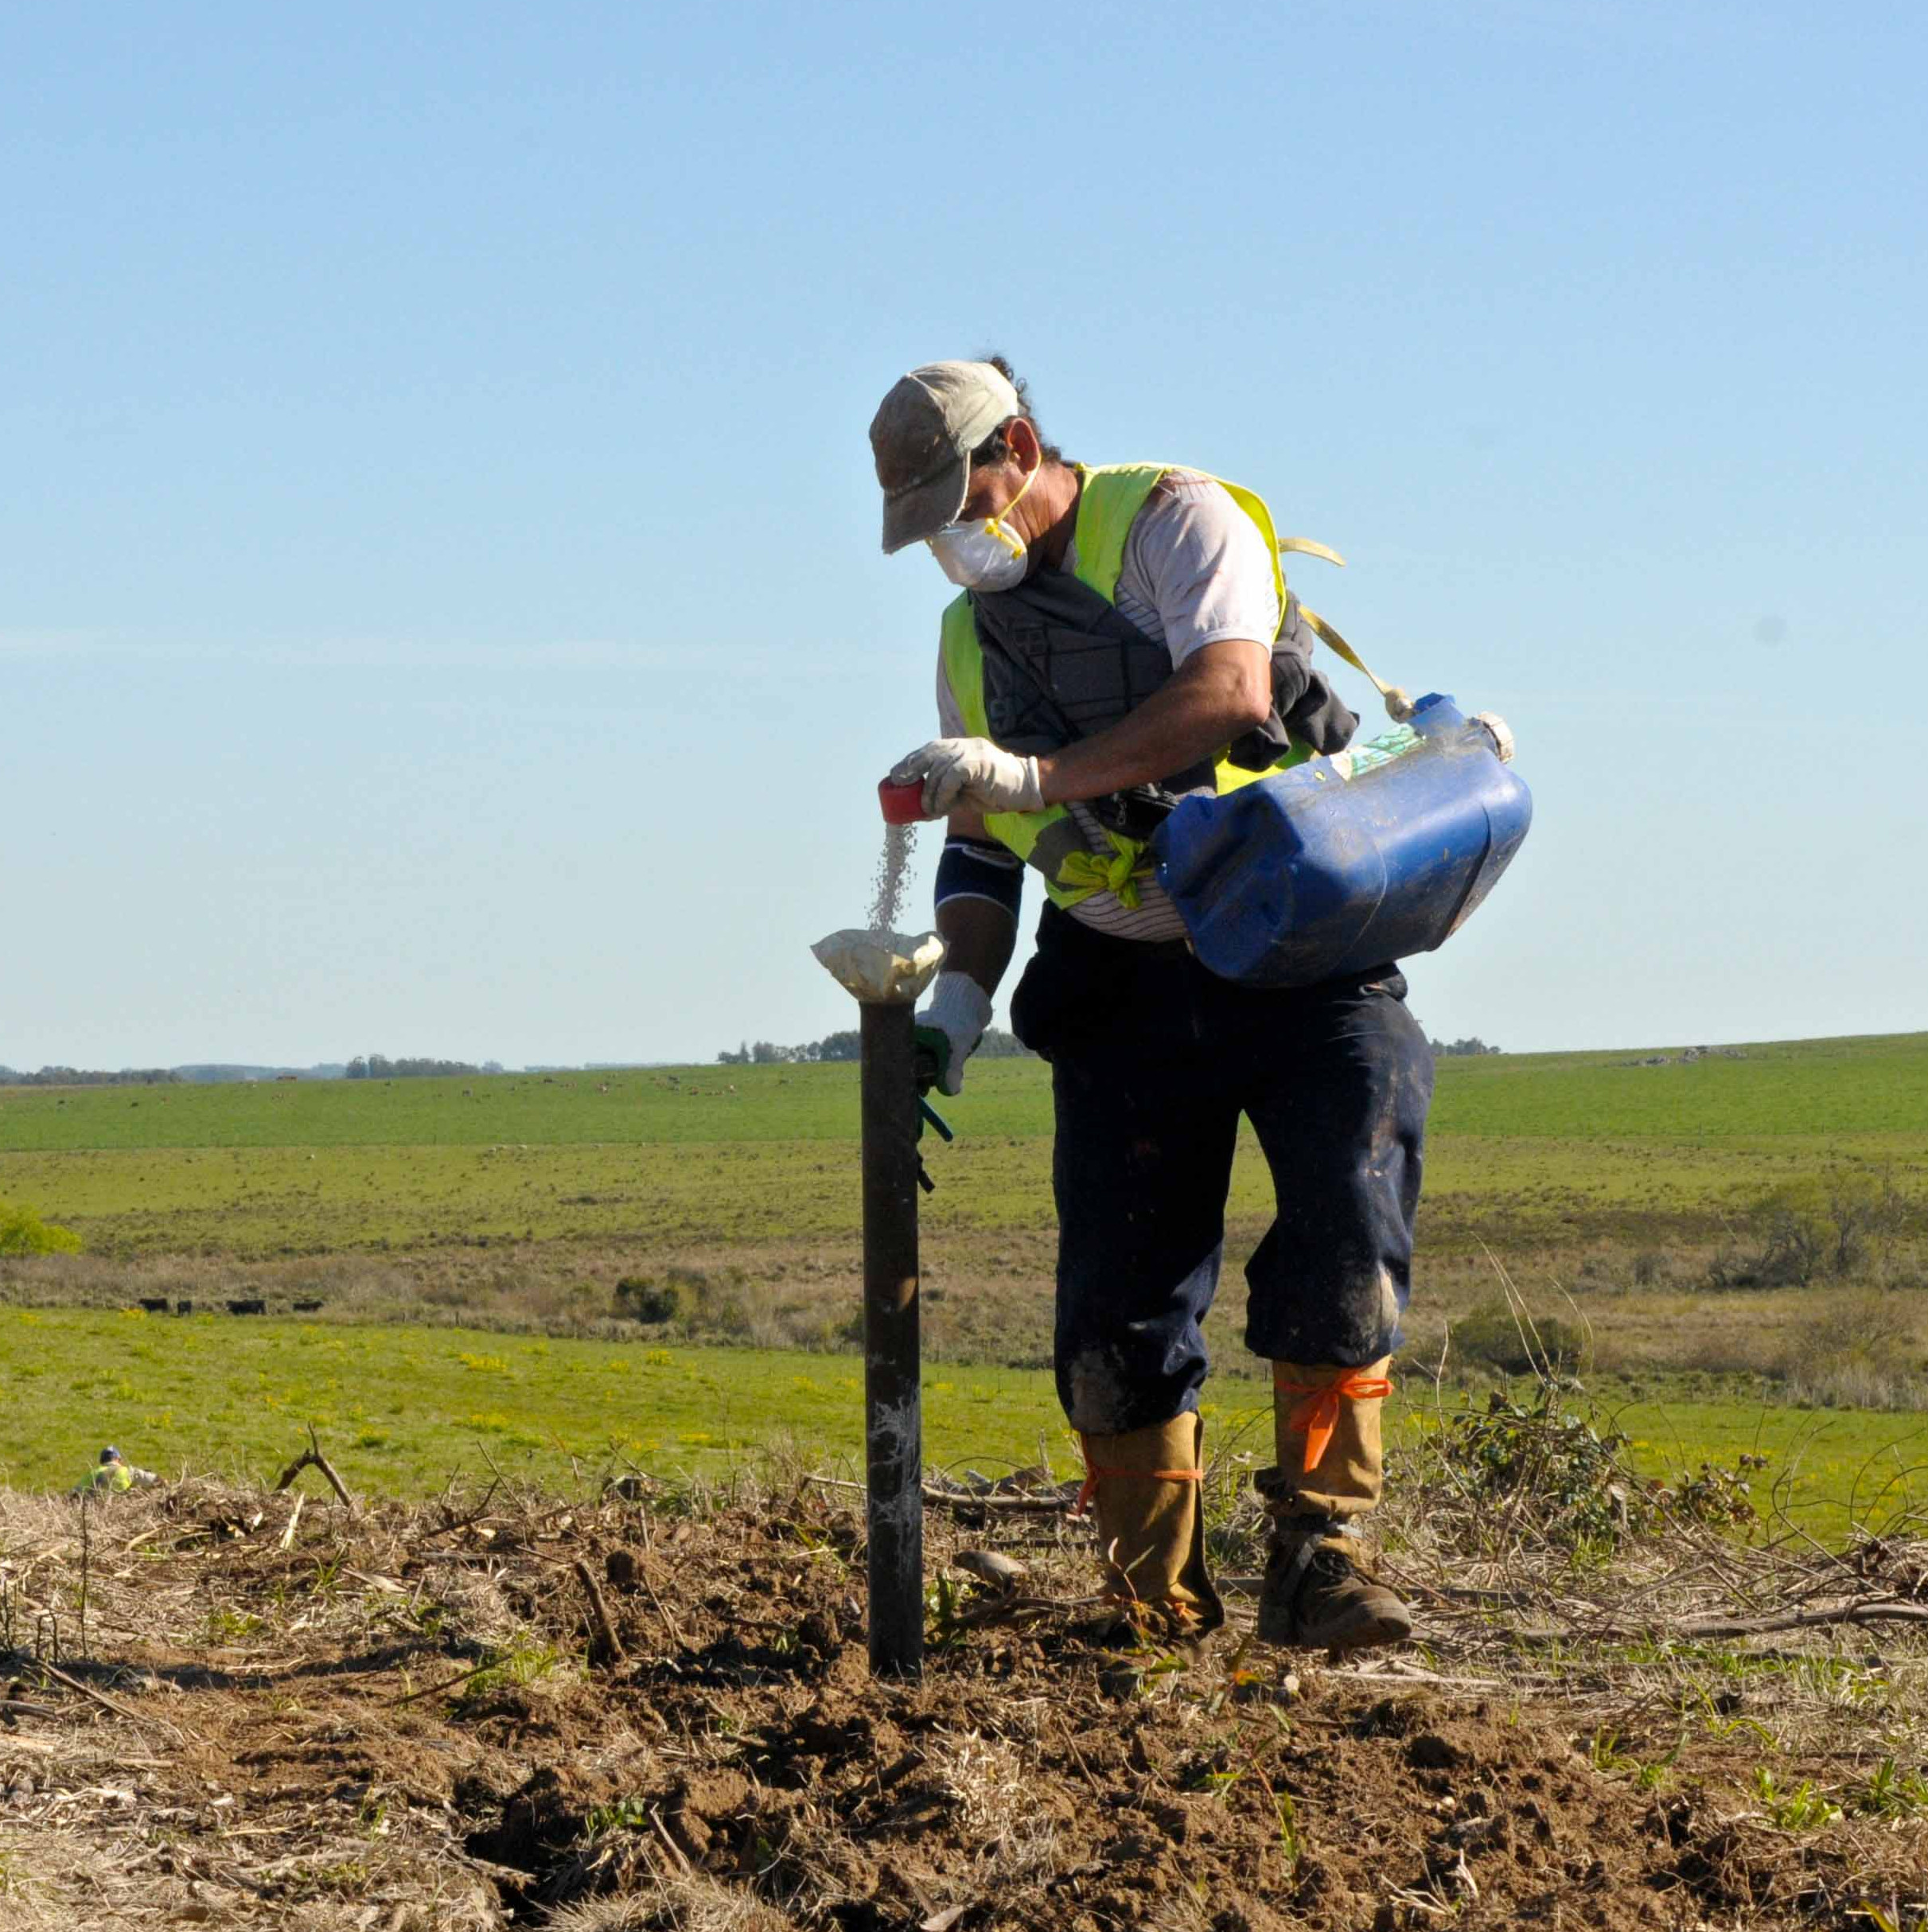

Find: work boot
<box><xmin>1078</xmin><ymin>1413</ymin><xmax>1224</xmax><ymax>1637</ymax></box>
<box><xmin>1254</xmin><ymin>1358</ymin><xmax>1411</xmax><ymax>1653</ymax></box>
<box><xmin>1256</xmin><ymin>1510</ymin><xmax>1412</xmax><ymax>1650</ymax></box>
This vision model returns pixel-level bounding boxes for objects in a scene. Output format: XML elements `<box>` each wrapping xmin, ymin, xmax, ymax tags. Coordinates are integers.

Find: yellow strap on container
<box><xmin>1277</xmin><ymin>536</ymin><xmax>1347</xmax><ymax>568</ymax></box>
<box><xmin>1297</xmin><ymin>607</ymin><xmax>1416</xmax><ymax>723</ymax></box>
<box><xmin>1276</xmin><ymin>536</ymin><xmax>1416</xmax><ymax>723</ymax></box>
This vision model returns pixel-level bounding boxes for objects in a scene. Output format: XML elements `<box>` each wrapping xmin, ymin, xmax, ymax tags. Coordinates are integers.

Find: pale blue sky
<box><xmin>5</xmin><ymin>1</ymin><xmax>1922</xmax><ymax>1069</ymax></box>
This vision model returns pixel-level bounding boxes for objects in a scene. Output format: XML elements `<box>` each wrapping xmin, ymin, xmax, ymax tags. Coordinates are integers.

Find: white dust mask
<box><xmin>927</xmin><ymin>460</ymin><xmax>1038</xmax><ymax>592</ymax></box>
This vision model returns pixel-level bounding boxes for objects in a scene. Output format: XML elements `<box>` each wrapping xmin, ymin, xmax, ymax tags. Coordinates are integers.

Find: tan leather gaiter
<box><xmin>1078</xmin><ymin>1413</ymin><xmax>1223</xmax><ymax>1629</ymax></box>
<box><xmin>1268</xmin><ymin>1358</ymin><xmax>1392</xmax><ymax>1518</ymax></box>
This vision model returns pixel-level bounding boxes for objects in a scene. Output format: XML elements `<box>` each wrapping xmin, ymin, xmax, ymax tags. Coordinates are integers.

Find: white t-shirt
<box><xmin>936</xmin><ymin>469</ymin><xmax>1290</xmax><ymax>942</ymax></box>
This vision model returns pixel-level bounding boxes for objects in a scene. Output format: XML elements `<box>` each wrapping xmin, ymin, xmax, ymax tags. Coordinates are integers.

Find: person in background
<box><xmin>71</xmin><ymin>1446</ymin><xmax>161</xmax><ymax>1498</ymax></box>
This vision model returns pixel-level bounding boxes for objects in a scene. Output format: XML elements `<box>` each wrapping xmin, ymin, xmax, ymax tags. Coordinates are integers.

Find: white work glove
<box><xmin>889</xmin><ymin>737</ymin><xmax>1045</xmax><ymax>818</ymax></box>
<box><xmin>914</xmin><ymin>971</ymin><xmax>995</xmax><ymax>1097</ymax></box>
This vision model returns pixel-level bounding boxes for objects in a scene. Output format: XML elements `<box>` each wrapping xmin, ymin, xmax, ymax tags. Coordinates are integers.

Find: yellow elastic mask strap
<box><xmin>1276</xmin><ymin>536</ymin><xmax>1416</xmax><ymax>725</ymax></box>
<box><xmin>983</xmin><ymin>457</ymin><xmax>1038</xmax><ymax>559</ymax></box>
<box><xmin>1056</xmin><ymin>831</ymin><xmax>1151</xmax><ymax>910</ymax></box>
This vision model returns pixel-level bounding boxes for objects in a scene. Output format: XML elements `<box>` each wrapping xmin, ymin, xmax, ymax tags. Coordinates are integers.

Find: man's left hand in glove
<box><xmin>889</xmin><ymin>738</ymin><xmax>1045</xmax><ymax>818</ymax></box>
<box><xmin>913</xmin><ymin>971</ymin><xmax>995</xmax><ymax>1097</ymax></box>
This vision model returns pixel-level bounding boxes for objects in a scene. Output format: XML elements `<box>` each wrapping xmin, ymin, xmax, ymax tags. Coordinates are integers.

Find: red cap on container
<box><xmin>878</xmin><ymin>777</ymin><xmax>928</xmax><ymax>824</ymax></box>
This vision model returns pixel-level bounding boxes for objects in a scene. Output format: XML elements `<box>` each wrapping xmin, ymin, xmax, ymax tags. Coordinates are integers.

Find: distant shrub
<box><xmin>0</xmin><ymin>1200</ymin><xmax>82</xmax><ymax>1256</ymax></box>
<box><xmin>1573</xmin><ymin>1252</ymin><xmax>1622</xmax><ymax>1295</ymax></box>
<box><xmin>1825</xmin><ymin>1174</ymin><xmax>1912</xmax><ymax>1277</ymax></box>
<box><xmin>614</xmin><ymin>1276</ymin><xmax>684</xmax><ymax>1324</ymax></box>
<box><xmin>695</xmin><ymin>1285</ymin><xmax>753</xmax><ymax>1339</ymax></box>
<box><xmin>1781</xmin><ymin>1292</ymin><xmax>1928</xmax><ymax>1411</ymax></box>
<box><xmin>610</xmin><ymin>1266</ymin><xmax>757</xmax><ymax>1334</ymax></box>
<box><xmin>1630</xmin><ymin>1248</ymin><xmax>1674</xmax><ymax>1287</ymax></box>
<box><xmin>1711</xmin><ymin>1174</ymin><xmax>1913</xmax><ymax>1290</ymax></box>
<box><xmin>1757</xmin><ymin>1198</ymin><xmax>1829</xmax><ymax>1287</ymax></box>
<box><xmin>651</xmin><ymin>1263</ymin><xmax>750</xmax><ymax>1338</ymax></box>
<box><xmin>1575</xmin><ymin>1247</ymin><xmax>1681</xmax><ymax>1295</ymax></box>
<box><xmin>1451</xmin><ymin>1297</ymin><xmax>1590</xmax><ymax>1377</ymax></box>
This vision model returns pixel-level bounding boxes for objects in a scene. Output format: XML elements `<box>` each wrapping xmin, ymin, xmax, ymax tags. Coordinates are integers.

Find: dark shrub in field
<box><xmin>1709</xmin><ymin>1174</ymin><xmax>1916</xmax><ymax>1290</ymax></box>
<box><xmin>1451</xmin><ymin>1297</ymin><xmax>1590</xmax><ymax>1376</ymax></box>
<box><xmin>613</xmin><ymin>1267</ymin><xmax>757</xmax><ymax>1335</ymax></box>
<box><xmin>614</xmin><ymin>1276</ymin><xmax>684</xmax><ymax>1324</ymax></box>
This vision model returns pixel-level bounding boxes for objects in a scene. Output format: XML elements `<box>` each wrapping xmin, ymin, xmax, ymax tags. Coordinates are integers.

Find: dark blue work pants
<box><xmin>1009</xmin><ymin>904</ymin><xmax>1434</xmax><ymax>1436</ymax></box>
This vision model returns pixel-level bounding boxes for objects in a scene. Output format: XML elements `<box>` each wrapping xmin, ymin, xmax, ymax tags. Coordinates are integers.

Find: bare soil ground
<box><xmin>2</xmin><ymin>1456</ymin><xmax>1925</xmax><ymax>1931</ymax></box>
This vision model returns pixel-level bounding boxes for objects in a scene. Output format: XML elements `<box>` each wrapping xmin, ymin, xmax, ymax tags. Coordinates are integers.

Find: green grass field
<box><xmin>2</xmin><ymin>1032</ymin><xmax>1922</xmax><ymax>1259</ymax></box>
<box><xmin>4</xmin><ymin>1035</ymin><xmax>1924</xmax><ymax>1544</ymax></box>
<box><xmin>4</xmin><ymin>1128</ymin><xmax>1895</xmax><ymax>1260</ymax></box>
<box><xmin>4</xmin><ymin>1029</ymin><xmax>1925</xmax><ymax>1151</ymax></box>
<box><xmin>3</xmin><ymin>1310</ymin><xmax>1920</xmax><ymax>1544</ymax></box>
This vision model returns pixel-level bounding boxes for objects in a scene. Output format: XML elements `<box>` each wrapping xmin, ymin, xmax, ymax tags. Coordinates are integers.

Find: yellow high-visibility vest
<box><xmin>938</xmin><ymin>463</ymin><xmax>1307</xmax><ymax>910</ymax></box>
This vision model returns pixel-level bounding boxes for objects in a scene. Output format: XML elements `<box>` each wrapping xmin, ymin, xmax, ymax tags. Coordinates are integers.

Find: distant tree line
<box><xmin>345</xmin><ymin>1054</ymin><xmax>501</xmax><ymax>1080</ymax></box>
<box><xmin>0</xmin><ymin>1065</ymin><xmax>181</xmax><ymax>1087</ymax></box>
<box><xmin>175</xmin><ymin>1063</ymin><xmax>349</xmax><ymax>1084</ymax></box>
<box><xmin>718</xmin><ymin>1028</ymin><xmax>1034</xmax><ymax>1066</ymax></box>
<box><xmin>1429</xmin><ymin>1037</ymin><xmax>1503</xmax><ymax>1057</ymax></box>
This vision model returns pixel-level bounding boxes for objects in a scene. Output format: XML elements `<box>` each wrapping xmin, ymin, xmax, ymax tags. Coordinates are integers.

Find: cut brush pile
<box><xmin>1</xmin><ymin>1382</ymin><xmax>1925</xmax><ymax>1930</ymax></box>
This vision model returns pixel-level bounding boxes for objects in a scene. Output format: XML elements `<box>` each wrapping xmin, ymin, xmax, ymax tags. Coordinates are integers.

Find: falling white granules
<box><xmin>811</xmin><ymin>820</ymin><xmax>944</xmax><ymax>1003</ymax></box>
<box><xmin>867</xmin><ymin>821</ymin><xmax>916</xmax><ymax>936</ymax></box>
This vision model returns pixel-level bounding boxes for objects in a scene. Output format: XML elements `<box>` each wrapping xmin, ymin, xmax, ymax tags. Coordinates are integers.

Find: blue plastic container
<box><xmin>1151</xmin><ymin>692</ymin><xmax>1533</xmax><ymax>987</ymax></box>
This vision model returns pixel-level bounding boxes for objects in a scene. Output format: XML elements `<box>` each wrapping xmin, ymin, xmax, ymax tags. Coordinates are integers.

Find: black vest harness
<box><xmin>970</xmin><ymin>569</ymin><xmax>1358</xmax><ymax>836</ymax></box>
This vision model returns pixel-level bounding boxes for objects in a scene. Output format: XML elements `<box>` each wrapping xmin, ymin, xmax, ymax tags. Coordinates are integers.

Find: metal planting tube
<box><xmin>808</xmin><ymin>927</ymin><xmax>945</xmax><ymax>1679</ymax></box>
<box><xmin>857</xmin><ymin>998</ymin><xmax>924</xmax><ymax>1678</ymax></box>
